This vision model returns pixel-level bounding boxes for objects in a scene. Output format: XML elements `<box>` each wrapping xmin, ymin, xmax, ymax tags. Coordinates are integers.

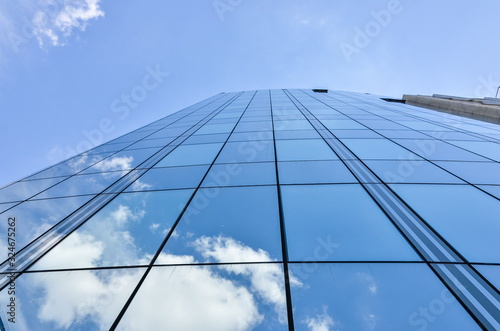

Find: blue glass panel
<box><xmin>160</xmin><ymin>186</ymin><xmax>282</xmax><ymax>263</ymax></box>
<box><xmin>234</xmin><ymin>121</ymin><xmax>273</xmax><ymax>132</ymax></box>
<box><xmin>124</xmin><ymin>137</ymin><xmax>174</xmax><ymax>150</ymax></box>
<box><xmin>0</xmin><ymin>177</ymin><xmax>67</xmax><ymax>203</ymax></box>
<box><xmin>125</xmin><ymin>165</ymin><xmax>209</xmax><ymax>192</ymax></box>
<box><xmin>447</xmin><ymin>141</ymin><xmax>500</xmax><ymax>162</ymax></box>
<box><xmin>435</xmin><ymin>161</ymin><xmax>500</xmax><ymax>185</ymax></box>
<box><xmin>82</xmin><ymin>148</ymin><xmax>161</xmax><ymax>174</ymax></box>
<box><xmin>341</xmin><ymin>138</ymin><xmax>420</xmax><ymax>160</ymax></box>
<box><xmin>395</xmin><ymin>139</ymin><xmax>489</xmax><ymax>162</ymax></box>
<box><xmin>274</xmin><ymin>130</ymin><xmax>320</xmax><ymax>140</ymax></box>
<box><xmin>375</xmin><ymin>129</ymin><xmax>430</xmax><ymax>139</ymax></box>
<box><xmin>390</xmin><ymin>184</ymin><xmax>500</xmax><ymax>263</ymax></box>
<box><xmin>396</xmin><ymin>120</ymin><xmax>451</xmax><ymax>131</ymax></box>
<box><xmin>332</xmin><ymin>130</ymin><xmax>382</xmax><ymax>139</ymax></box>
<box><xmin>282</xmin><ymin>185</ymin><xmax>419</xmax><ymax>261</ymax></box>
<box><xmin>228</xmin><ymin>131</ymin><xmax>273</xmax><ymax>142</ymax></box>
<box><xmin>477</xmin><ymin>185</ymin><xmax>500</xmax><ymax>199</ymax></box>
<box><xmin>289</xmin><ymin>263</ymin><xmax>480</xmax><ymax>330</ymax></box>
<box><xmin>276</xmin><ymin>139</ymin><xmax>338</xmax><ymax>161</ymax></box>
<box><xmin>31</xmin><ymin>171</ymin><xmax>128</xmax><ymax>199</ymax></box>
<box><xmin>183</xmin><ymin>133</ymin><xmax>228</xmax><ymax>145</ymax></box>
<box><xmin>26</xmin><ymin>152</ymin><xmax>109</xmax><ymax>180</ymax></box>
<box><xmin>195</xmin><ymin>123</ymin><xmax>235</xmax><ymax>135</ymax></box>
<box><xmin>0</xmin><ymin>267</ymin><xmax>145</xmax><ymax>330</ymax></box>
<box><xmin>474</xmin><ymin>265</ymin><xmax>500</xmax><ymax>292</ymax></box>
<box><xmin>118</xmin><ymin>264</ymin><xmax>287</xmax><ymax>330</ymax></box>
<box><xmin>0</xmin><ymin>202</ymin><xmax>16</xmax><ymax>214</ymax></box>
<box><xmin>274</xmin><ymin>120</ymin><xmax>313</xmax><ymax>131</ymax></box>
<box><xmin>321</xmin><ymin>119</ymin><xmax>366</xmax><ymax>130</ymax></box>
<box><xmin>202</xmin><ymin>162</ymin><xmax>276</xmax><ymax>187</ymax></box>
<box><xmin>278</xmin><ymin>160</ymin><xmax>356</xmax><ymax>184</ymax></box>
<box><xmin>155</xmin><ymin>143</ymin><xmax>224</xmax><ymax>167</ymax></box>
<box><xmin>215</xmin><ymin>141</ymin><xmax>275</xmax><ymax>164</ymax></box>
<box><xmin>364</xmin><ymin>160</ymin><xmax>463</xmax><ymax>184</ymax></box>
<box><xmin>31</xmin><ymin>189</ymin><xmax>194</xmax><ymax>270</ymax></box>
<box><xmin>0</xmin><ymin>195</ymin><xmax>95</xmax><ymax>263</ymax></box>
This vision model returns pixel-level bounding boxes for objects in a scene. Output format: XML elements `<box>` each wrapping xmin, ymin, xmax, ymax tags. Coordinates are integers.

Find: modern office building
<box><xmin>1</xmin><ymin>89</ymin><xmax>500</xmax><ymax>330</ymax></box>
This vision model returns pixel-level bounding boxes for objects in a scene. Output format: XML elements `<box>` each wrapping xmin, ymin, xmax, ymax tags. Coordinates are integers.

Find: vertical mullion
<box><xmin>269</xmin><ymin>89</ymin><xmax>295</xmax><ymax>331</ymax></box>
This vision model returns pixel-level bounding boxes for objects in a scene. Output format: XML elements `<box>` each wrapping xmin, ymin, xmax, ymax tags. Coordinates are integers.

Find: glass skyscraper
<box><xmin>1</xmin><ymin>89</ymin><xmax>500</xmax><ymax>330</ymax></box>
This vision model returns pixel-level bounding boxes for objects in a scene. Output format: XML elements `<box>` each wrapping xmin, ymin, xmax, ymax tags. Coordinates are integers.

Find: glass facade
<box><xmin>1</xmin><ymin>89</ymin><xmax>500</xmax><ymax>330</ymax></box>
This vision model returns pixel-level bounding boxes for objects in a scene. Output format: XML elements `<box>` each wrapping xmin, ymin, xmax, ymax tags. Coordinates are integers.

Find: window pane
<box><xmin>321</xmin><ymin>119</ymin><xmax>366</xmax><ymax>130</ymax></box>
<box><xmin>118</xmin><ymin>264</ymin><xmax>287</xmax><ymax>330</ymax></box>
<box><xmin>278</xmin><ymin>160</ymin><xmax>357</xmax><ymax>184</ymax></box>
<box><xmin>395</xmin><ymin>139</ymin><xmax>489</xmax><ymax>162</ymax></box>
<box><xmin>0</xmin><ymin>177</ymin><xmax>67</xmax><ymax>203</ymax></box>
<box><xmin>281</xmin><ymin>185</ymin><xmax>419</xmax><ymax>261</ymax></box>
<box><xmin>435</xmin><ymin>161</ymin><xmax>500</xmax><ymax>185</ymax></box>
<box><xmin>390</xmin><ymin>184</ymin><xmax>500</xmax><ymax>263</ymax></box>
<box><xmin>364</xmin><ymin>160</ymin><xmax>463</xmax><ymax>184</ymax></box>
<box><xmin>82</xmin><ymin>148</ymin><xmax>161</xmax><ymax>174</ymax></box>
<box><xmin>475</xmin><ymin>265</ymin><xmax>500</xmax><ymax>292</ymax></box>
<box><xmin>32</xmin><ymin>171</ymin><xmax>128</xmax><ymax>199</ymax></box>
<box><xmin>289</xmin><ymin>263</ymin><xmax>479</xmax><ymax>331</ymax></box>
<box><xmin>341</xmin><ymin>138</ymin><xmax>420</xmax><ymax>160</ymax></box>
<box><xmin>31</xmin><ymin>189</ymin><xmax>194</xmax><ymax>270</ymax></box>
<box><xmin>202</xmin><ymin>162</ymin><xmax>276</xmax><ymax>187</ymax></box>
<box><xmin>125</xmin><ymin>165</ymin><xmax>209</xmax><ymax>192</ymax></box>
<box><xmin>0</xmin><ymin>195</ymin><xmax>95</xmax><ymax>262</ymax></box>
<box><xmin>159</xmin><ymin>186</ymin><xmax>282</xmax><ymax>263</ymax></box>
<box><xmin>215</xmin><ymin>141</ymin><xmax>275</xmax><ymax>163</ymax></box>
<box><xmin>274</xmin><ymin>130</ymin><xmax>320</xmax><ymax>140</ymax></box>
<box><xmin>276</xmin><ymin>139</ymin><xmax>338</xmax><ymax>161</ymax></box>
<box><xmin>0</xmin><ymin>267</ymin><xmax>145</xmax><ymax>330</ymax></box>
<box><xmin>155</xmin><ymin>143</ymin><xmax>223</xmax><ymax>167</ymax></box>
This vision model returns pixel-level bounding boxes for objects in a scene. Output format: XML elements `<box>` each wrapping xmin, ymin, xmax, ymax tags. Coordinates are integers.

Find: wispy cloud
<box><xmin>305</xmin><ymin>306</ymin><xmax>337</xmax><ymax>331</ymax></box>
<box><xmin>0</xmin><ymin>0</ymin><xmax>104</xmax><ymax>52</ymax></box>
<box><xmin>32</xmin><ymin>0</ymin><xmax>104</xmax><ymax>47</ymax></box>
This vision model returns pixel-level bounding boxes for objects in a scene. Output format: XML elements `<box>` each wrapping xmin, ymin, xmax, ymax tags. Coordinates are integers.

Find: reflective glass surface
<box><xmin>278</xmin><ymin>160</ymin><xmax>357</xmax><ymax>184</ymax></box>
<box><xmin>202</xmin><ymin>162</ymin><xmax>276</xmax><ymax>187</ymax></box>
<box><xmin>2</xmin><ymin>89</ymin><xmax>498</xmax><ymax>330</ymax></box>
<box><xmin>215</xmin><ymin>141</ymin><xmax>275</xmax><ymax>163</ymax></box>
<box><xmin>0</xmin><ymin>195</ymin><xmax>95</xmax><ymax>263</ymax></box>
<box><xmin>282</xmin><ymin>185</ymin><xmax>419</xmax><ymax>261</ymax></box>
<box><xmin>289</xmin><ymin>263</ymin><xmax>479</xmax><ymax>330</ymax></box>
<box><xmin>0</xmin><ymin>177</ymin><xmax>67</xmax><ymax>203</ymax></box>
<box><xmin>390</xmin><ymin>184</ymin><xmax>500</xmax><ymax>263</ymax></box>
<box><xmin>118</xmin><ymin>264</ymin><xmax>288</xmax><ymax>330</ymax></box>
<box><xmin>0</xmin><ymin>268</ymin><xmax>145</xmax><ymax>330</ymax></box>
<box><xmin>31</xmin><ymin>171</ymin><xmax>128</xmax><ymax>199</ymax></box>
<box><xmin>276</xmin><ymin>139</ymin><xmax>338</xmax><ymax>161</ymax></box>
<box><xmin>159</xmin><ymin>186</ymin><xmax>282</xmax><ymax>263</ymax></box>
<box><xmin>364</xmin><ymin>160</ymin><xmax>463</xmax><ymax>184</ymax></box>
<box><xmin>30</xmin><ymin>190</ymin><xmax>194</xmax><ymax>270</ymax></box>
<box><xmin>341</xmin><ymin>138</ymin><xmax>420</xmax><ymax>160</ymax></box>
<box><xmin>124</xmin><ymin>165</ymin><xmax>209</xmax><ymax>191</ymax></box>
<box><xmin>155</xmin><ymin>143</ymin><xmax>223</xmax><ymax>167</ymax></box>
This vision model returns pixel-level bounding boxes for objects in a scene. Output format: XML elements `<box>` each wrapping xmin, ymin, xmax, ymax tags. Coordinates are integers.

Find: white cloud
<box><xmin>93</xmin><ymin>156</ymin><xmax>134</xmax><ymax>172</ymax></box>
<box><xmin>110</xmin><ymin>204</ymin><xmax>144</xmax><ymax>226</ymax></box>
<box><xmin>130</xmin><ymin>179</ymin><xmax>153</xmax><ymax>191</ymax></box>
<box><xmin>363</xmin><ymin>313</ymin><xmax>379</xmax><ymax>330</ymax></box>
<box><xmin>194</xmin><ymin>235</ymin><xmax>302</xmax><ymax>324</ymax></box>
<box><xmin>27</xmin><ymin>233</ymin><xmax>296</xmax><ymax>330</ymax></box>
<box><xmin>305</xmin><ymin>307</ymin><xmax>336</xmax><ymax>331</ymax></box>
<box><xmin>356</xmin><ymin>272</ymin><xmax>378</xmax><ymax>295</ymax></box>
<box><xmin>149</xmin><ymin>222</ymin><xmax>160</xmax><ymax>233</ymax></box>
<box><xmin>35</xmin><ymin>232</ymin><xmax>104</xmax><ymax>270</ymax></box>
<box><xmin>32</xmin><ymin>0</ymin><xmax>104</xmax><ymax>47</ymax></box>
<box><xmin>119</xmin><ymin>253</ymin><xmax>263</xmax><ymax>331</ymax></box>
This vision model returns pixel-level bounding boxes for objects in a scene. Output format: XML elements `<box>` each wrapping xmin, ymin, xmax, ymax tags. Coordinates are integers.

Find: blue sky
<box><xmin>1</xmin><ymin>0</ymin><xmax>500</xmax><ymax>186</ymax></box>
